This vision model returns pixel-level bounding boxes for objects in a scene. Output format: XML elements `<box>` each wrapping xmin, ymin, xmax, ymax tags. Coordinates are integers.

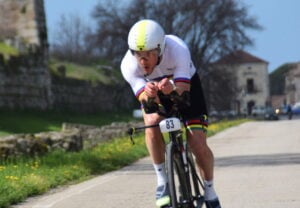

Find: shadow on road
<box><xmin>215</xmin><ymin>153</ymin><xmax>300</xmax><ymax>167</ymax></box>
<box><xmin>116</xmin><ymin>160</ymin><xmax>154</xmax><ymax>175</ymax></box>
<box><xmin>115</xmin><ymin>152</ymin><xmax>300</xmax><ymax>175</ymax></box>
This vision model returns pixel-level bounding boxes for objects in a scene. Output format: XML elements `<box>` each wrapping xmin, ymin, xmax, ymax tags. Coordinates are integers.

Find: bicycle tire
<box><xmin>167</xmin><ymin>142</ymin><xmax>191</xmax><ymax>208</ymax></box>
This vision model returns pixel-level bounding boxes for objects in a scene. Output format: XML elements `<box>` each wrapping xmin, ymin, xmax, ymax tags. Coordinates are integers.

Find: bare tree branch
<box><xmin>48</xmin><ymin>0</ymin><xmax>262</xmax><ymax>111</ymax></box>
<box><xmin>50</xmin><ymin>13</ymin><xmax>95</xmax><ymax>63</ymax></box>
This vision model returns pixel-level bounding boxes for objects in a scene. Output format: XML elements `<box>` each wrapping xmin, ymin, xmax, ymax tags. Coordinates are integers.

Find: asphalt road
<box><xmin>12</xmin><ymin>118</ymin><xmax>300</xmax><ymax>208</ymax></box>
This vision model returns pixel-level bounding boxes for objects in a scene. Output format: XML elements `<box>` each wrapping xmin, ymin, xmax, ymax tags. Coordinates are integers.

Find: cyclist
<box><xmin>121</xmin><ymin>19</ymin><xmax>221</xmax><ymax>208</ymax></box>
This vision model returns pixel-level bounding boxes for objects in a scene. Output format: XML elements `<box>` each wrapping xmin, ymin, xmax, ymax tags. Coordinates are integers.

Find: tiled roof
<box><xmin>213</xmin><ymin>50</ymin><xmax>268</xmax><ymax>65</ymax></box>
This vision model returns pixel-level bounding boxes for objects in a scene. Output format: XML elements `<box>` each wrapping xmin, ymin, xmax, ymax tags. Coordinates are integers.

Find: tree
<box><xmin>91</xmin><ymin>1</ymin><xmax>140</xmax><ymax>64</ymax></box>
<box><xmin>205</xmin><ymin>65</ymin><xmax>238</xmax><ymax>112</ymax></box>
<box><xmin>92</xmin><ymin>0</ymin><xmax>261</xmax><ymax>67</ymax></box>
<box><xmin>50</xmin><ymin>13</ymin><xmax>96</xmax><ymax>64</ymax></box>
<box><xmin>91</xmin><ymin>0</ymin><xmax>262</xmax><ymax>111</ymax></box>
<box><xmin>270</xmin><ymin>63</ymin><xmax>295</xmax><ymax>95</ymax></box>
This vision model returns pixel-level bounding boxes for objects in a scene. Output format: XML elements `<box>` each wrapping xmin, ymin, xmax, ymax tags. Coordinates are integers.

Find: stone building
<box><xmin>212</xmin><ymin>50</ymin><xmax>270</xmax><ymax>115</ymax></box>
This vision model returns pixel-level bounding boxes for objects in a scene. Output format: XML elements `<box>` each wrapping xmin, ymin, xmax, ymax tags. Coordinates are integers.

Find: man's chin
<box><xmin>143</xmin><ymin>68</ymin><xmax>152</xmax><ymax>75</ymax></box>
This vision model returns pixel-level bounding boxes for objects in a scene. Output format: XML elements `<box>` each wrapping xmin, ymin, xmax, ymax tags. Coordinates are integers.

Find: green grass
<box><xmin>207</xmin><ymin>118</ymin><xmax>249</xmax><ymax>137</ymax></box>
<box><xmin>0</xmin><ymin>135</ymin><xmax>148</xmax><ymax>208</ymax></box>
<box><xmin>0</xmin><ymin>116</ymin><xmax>250</xmax><ymax>208</ymax></box>
<box><xmin>0</xmin><ymin>42</ymin><xmax>19</xmax><ymax>59</ymax></box>
<box><xmin>48</xmin><ymin>59</ymin><xmax>121</xmax><ymax>85</ymax></box>
<box><xmin>0</xmin><ymin>109</ymin><xmax>134</xmax><ymax>136</ymax></box>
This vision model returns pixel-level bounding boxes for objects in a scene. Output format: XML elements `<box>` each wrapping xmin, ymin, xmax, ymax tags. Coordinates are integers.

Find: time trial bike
<box><xmin>127</xmin><ymin>92</ymin><xmax>206</xmax><ymax>208</ymax></box>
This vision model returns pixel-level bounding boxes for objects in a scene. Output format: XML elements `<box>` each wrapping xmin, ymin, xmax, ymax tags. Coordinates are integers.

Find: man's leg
<box><xmin>187</xmin><ymin>130</ymin><xmax>214</xmax><ymax>180</ymax></box>
<box><xmin>145</xmin><ymin>127</ymin><xmax>165</xmax><ymax>164</ymax></box>
<box><xmin>143</xmin><ymin>113</ymin><xmax>170</xmax><ymax>207</ymax></box>
<box><xmin>187</xmin><ymin>130</ymin><xmax>221</xmax><ymax>208</ymax></box>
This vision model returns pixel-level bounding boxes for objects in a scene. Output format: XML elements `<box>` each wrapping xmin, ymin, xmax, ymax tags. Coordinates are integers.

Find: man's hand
<box><xmin>144</xmin><ymin>81</ymin><xmax>159</xmax><ymax>98</ymax></box>
<box><xmin>158</xmin><ymin>78</ymin><xmax>175</xmax><ymax>95</ymax></box>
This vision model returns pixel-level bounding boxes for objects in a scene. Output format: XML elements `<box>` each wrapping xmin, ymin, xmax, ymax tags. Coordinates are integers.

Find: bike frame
<box><xmin>128</xmin><ymin>116</ymin><xmax>205</xmax><ymax>208</ymax></box>
<box><xmin>163</xmin><ymin>118</ymin><xmax>204</xmax><ymax>208</ymax></box>
<box><xmin>127</xmin><ymin>89</ymin><xmax>205</xmax><ymax>207</ymax></box>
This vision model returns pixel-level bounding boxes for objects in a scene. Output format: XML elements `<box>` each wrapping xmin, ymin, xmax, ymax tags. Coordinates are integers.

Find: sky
<box><xmin>44</xmin><ymin>0</ymin><xmax>300</xmax><ymax>73</ymax></box>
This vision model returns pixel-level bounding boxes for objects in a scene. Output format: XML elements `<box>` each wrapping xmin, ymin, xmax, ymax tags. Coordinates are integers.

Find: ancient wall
<box><xmin>0</xmin><ymin>0</ymin><xmax>140</xmax><ymax>159</ymax></box>
<box><xmin>0</xmin><ymin>0</ymin><xmax>48</xmax><ymax>56</ymax></box>
<box><xmin>0</xmin><ymin>0</ymin><xmax>51</xmax><ymax>109</ymax></box>
<box><xmin>0</xmin><ymin>52</ymin><xmax>52</xmax><ymax>110</ymax></box>
<box><xmin>51</xmin><ymin>75</ymin><xmax>135</xmax><ymax>113</ymax></box>
<box><xmin>0</xmin><ymin>53</ymin><xmax>136</xmax><ymax>111</ymax></box>
<box><xmin>0</xmin><ymin>0</ymin><xmax>136</xmax><ymax>112</ymax></box>
<box><xmin>0</xmin><ymin>121</ymin><xmax>143</xmax><ymax>159</ymax></box>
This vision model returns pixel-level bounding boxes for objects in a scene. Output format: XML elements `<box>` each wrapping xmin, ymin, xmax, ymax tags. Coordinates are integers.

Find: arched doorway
<box><xmin>247</xmin><ymin>100</ymin><xmax>255</xmax><ymax>115</ymax></box>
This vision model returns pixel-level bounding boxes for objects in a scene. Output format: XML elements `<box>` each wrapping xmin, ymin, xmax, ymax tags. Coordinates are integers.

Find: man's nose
<box><xmin>140</xmin><ymin>57</ymin><xmax>148</xmax><ymax>64</ymax></box>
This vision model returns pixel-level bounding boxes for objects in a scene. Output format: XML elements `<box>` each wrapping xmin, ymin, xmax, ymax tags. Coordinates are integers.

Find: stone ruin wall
<box><xmin>51</xmin><ymin>74</ymin><xmax>135</xmax><ymax>113</ymax></box>
<box><xmin>0</xmin><ymin>0</ymin><xmax>48</xmax><ymax>56</ymax></box>
<box><xmin>0</xmin><ymin>52</ymin><xmax>52</xmax><ymax>110</ymax></box>
<box><xmin>0</xmin><ymin>0</ymin><xmax>140</xmax><ymax>160</ymax></box>
<box><xmin>0</xmin><ymin>0</ymin><xmax>136</xmax><ymax>112</ymax></box>
<box><xmin>0</xmin><ymin>52</ymin><xmax>135</xmax><ymax>112</ymax></box>
<box><xmin>0</xmin><ymin>121</ymin><xmax>144</xmax><ymax>159</ymax></box>
<box><xmin>0</xmin><ymin>0</ymin><xmax>51</xmax><ymax>109</ymax></box>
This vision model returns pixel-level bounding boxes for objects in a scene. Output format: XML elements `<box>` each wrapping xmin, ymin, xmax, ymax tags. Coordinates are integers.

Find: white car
<box><xmin>252</xmin><ymin>106</ymin><xmax>266</xmax><ymax>116</ymax></box>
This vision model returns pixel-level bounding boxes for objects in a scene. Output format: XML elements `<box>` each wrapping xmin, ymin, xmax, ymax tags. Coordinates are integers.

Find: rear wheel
<box><xmin>186</xmin><ymin>143</ymin><xmax>205</xmax><ymax>207</ymax></box>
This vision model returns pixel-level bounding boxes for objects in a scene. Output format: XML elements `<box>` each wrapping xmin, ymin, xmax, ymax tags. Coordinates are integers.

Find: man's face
<box><xmin>133</xmin><ymin>49</ymin><xmax>159</xmax><ymax>75</ymax></box>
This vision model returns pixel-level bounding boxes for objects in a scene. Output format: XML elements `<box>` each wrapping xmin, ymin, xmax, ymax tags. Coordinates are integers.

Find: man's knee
<box><xmin>188</xmin><ymin>131</ymin><xmax>210</xmax><ymax>153</ymax></box>
<box><xmin>143</xmin><ymin>113</ymin><xmax>162</xmax><ymax>125</ymax></box>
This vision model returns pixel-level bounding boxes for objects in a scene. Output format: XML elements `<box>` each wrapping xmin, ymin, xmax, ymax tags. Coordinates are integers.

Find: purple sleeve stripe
<box><xmin>174</xmin><ymin>77</ymin><xmax>190</xmax><ymax>83</ymax></box>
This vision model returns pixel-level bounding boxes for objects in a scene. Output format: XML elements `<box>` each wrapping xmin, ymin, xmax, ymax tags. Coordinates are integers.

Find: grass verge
<box><xmin>0</xmin><ymin>109</ymin><xmax>134</xmax><ymax>136</ymax></box>
<box><xmin>0</xmin><ymin>134</ymin><xmax>148</xmax><ymax>208</ymax></box>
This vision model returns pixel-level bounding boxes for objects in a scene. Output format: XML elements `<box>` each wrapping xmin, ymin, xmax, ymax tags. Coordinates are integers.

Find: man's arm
<box><xmin>157</xmin><ymin>78</ymin><xmax>190</xmax><ymax>95</ymax></box>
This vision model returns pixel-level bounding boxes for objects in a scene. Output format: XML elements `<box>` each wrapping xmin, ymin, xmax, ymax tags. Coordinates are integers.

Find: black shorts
<box><xmin>158</xmin><ymin>73</ymin><xmax>208</xmax><ymax>132</ymax></box>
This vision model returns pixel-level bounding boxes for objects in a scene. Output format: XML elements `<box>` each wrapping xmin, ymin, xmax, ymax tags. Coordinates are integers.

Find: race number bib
<box><xmin>159</xmin><ymin>117</ymin><xmax>181</xmax><ymax>133</ymax></box>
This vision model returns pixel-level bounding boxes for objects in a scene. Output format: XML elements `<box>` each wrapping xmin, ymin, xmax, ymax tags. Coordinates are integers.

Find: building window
<box><xmin>247</xmin><ymin>78</ymin><xmax>255</xmax><ymax>93</ymax></box>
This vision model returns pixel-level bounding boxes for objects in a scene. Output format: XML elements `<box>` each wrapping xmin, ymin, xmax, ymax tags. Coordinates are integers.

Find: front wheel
<box><xmin>167</xmin><ymin>142</ymin><xmax>191</xmax><ymax>208</ymax></box>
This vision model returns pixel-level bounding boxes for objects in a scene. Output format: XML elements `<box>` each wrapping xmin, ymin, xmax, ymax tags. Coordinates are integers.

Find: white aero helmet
<box><xmin>128</xmin><ymin>19</ymin><xmax>165</xmax><ymax>56</ymax></box>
